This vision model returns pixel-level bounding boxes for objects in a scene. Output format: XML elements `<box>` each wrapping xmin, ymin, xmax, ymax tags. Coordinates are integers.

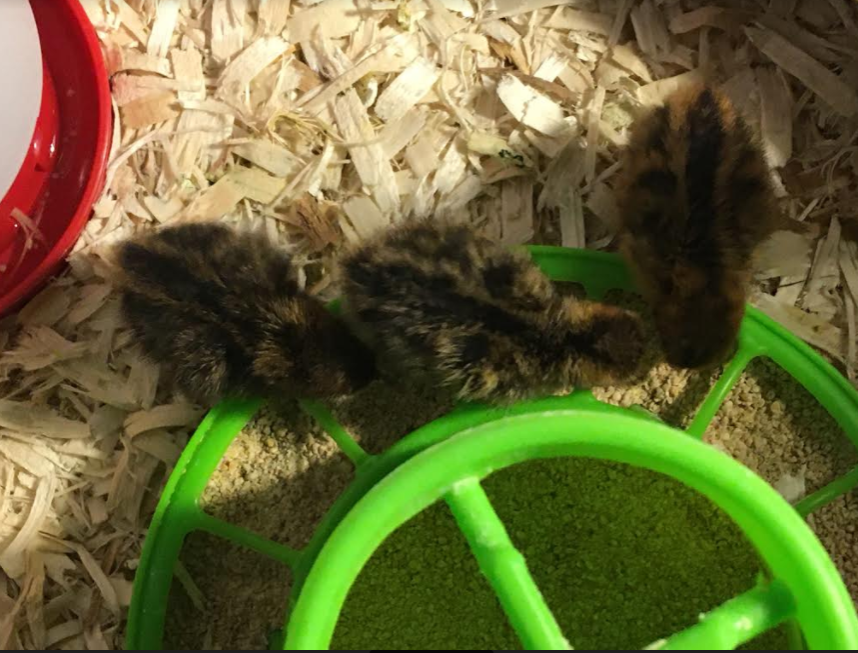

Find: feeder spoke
<box><xmin>299</xmin><ymin>399</ymin><xmax>370</xmax><ymax>466</ymax></box>
<box><xmin>686</xmin><ymin>350</ymin><xmax>756</xmax><ymax>438</ymax></box>
<box><xmin>650</xmin><ymin>579</ymin><xmax>794</xmax><ymax>650</ymax></box>
<box><xmin>445</xmin><ymin>477</ymin><xmax>570</xmax><ymax>651</ymax></box>
<box><xmin>795</xmin><ymin>465</ymin><xmax>858</xmax><ymax>517</ymax></box>
<box><xmin>195</xmin><ymin>512</ymin><xmax>300</xmax><ymax>568</ymax></box>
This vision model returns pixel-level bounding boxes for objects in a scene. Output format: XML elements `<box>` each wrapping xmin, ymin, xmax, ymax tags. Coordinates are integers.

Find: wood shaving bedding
<box><xmin>1</xmin><ymin>0</ymin><xmax>857</xmax><ymax>647</ymax></box>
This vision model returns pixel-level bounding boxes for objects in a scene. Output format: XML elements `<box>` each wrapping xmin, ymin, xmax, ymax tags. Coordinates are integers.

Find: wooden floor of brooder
<box><xmin>2</xmin><ymin>0</ymin><xmax>858</xmax><ymax>649</ymax></box>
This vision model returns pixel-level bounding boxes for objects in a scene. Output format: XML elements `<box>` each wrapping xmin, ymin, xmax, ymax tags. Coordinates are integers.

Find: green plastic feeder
<box><xmin>126</xmin><ymin>248</ymin><xmax>858</xmax><ymax>650</ymax></box>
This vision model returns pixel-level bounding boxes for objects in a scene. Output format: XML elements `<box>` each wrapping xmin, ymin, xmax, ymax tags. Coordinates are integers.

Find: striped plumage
<box><xmin>117</xmin><ymin>222</ymin><xmax>376</xmax><ymax>405</ymax></box>
<box><xmin>340</xmin><ymin>219</ymin><xmax>645</xmax><ymax>404</ymax></box>
<box><xmin>617</xmin><ymin>83</ymin><xmax>778</xmax><ymax>370</ymax></box>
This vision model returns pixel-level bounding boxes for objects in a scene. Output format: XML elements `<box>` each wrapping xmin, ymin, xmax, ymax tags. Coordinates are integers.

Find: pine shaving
<box><xmin>2</xmin><ymin>1</ymin><xmax>858</xmax><ymax>647</ymax></box>
<box><xmin>753</xmin><ymin>293</ymin><xmax>844</xmax><ymax>362</ymax></box>
<box><xmin>0</xmin><ymin>473</ymin><xmax>56</xmax><ymax>578</ymax></box>
<box><xmin>289</xmin><ymin>0</ymin><xmax>363</xmax><ymax>42</ymax></box>
<box><xmin>217</xmin><ymin>36</ymin><xmax>292</xmax><ymax>100</ymax></box>
<box><xmin>333</xmin><ymin>89</ymin><xmax>401</xmax><ymax>216</ymax></box>
<box><xmin>497</xmin><ymin>74</ymin><xmax>572</xmax><ymax>137</ymax></box>
<box><xmin>745</xmin><ymin>26</ymin><xmax>858</xmax><ymax>118</ymax></box>
<box><xmin>546</xmin><ymin>8</ymin><xmax>612</xmax><ymax>35</ymax></box>
<box><xmin>258</xmin><ymin>0</ymin><xmax>292</xmax><ymax>35</ymax></box>
<box><xmin>0</xmin><ymin>401</ymin><xmax>90</xmax><ymax>440</ymax></box>
<box><xmin>374</xmin><ymin>57</ymin><xmax>440</xmax><ymax>123</ymax></box>
<box><xmin>210</xmin><ymin>0</ymin><xmax>247</xmax><ymax>63</ymax></box>
<box><xmin>637</xmin><ymin>69</ymin><xmax>704</xmax><ymax>106</ymax></box>
<box><xmin>342</xmin><ymin>196</ymin><xmax>390</xmax><ymax>241</ymax></box>
<box><xmin>146</xmin><ymin>0</ymin><xmax>180</xmax><ymax>59</ymax></box>
<box><xmin>181</xmin><ymin>175</ymin><xmax>247</xmax><ymax>222</ymax></box>
<box><xmin>232</xmin><ymin>140</ymin><xmax>302</xmax><ymax>177</ymax></box>
<box><xmin>123</xmin><ymin>404</ymin><xmax>203</xmax><ymax>439</ymax></box>
<box><xmin>173</xmin><ymin>560</ymin><xmax>205</xmax><ymax>612</ymax></box>
<box><xmin>755</xmin><ymin>66</ymin><xmax>793</xmax><ymax>168</ymax></box>
<box><xmin>773</xmin><ymin>467</ymin><xmax>807</xmax><ymax>504</ymax></box>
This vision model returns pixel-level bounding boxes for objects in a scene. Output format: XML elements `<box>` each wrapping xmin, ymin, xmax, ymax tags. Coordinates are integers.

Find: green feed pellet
<box><xmin>331</xmin><ymin>458</ymin><xmax>788</xmax><ymax>650</ymax></box>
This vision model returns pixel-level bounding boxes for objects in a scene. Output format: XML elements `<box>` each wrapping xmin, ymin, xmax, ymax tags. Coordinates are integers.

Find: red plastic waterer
<box><xmin>0</xmin><ymin>0</ymin><xmax>112</xmax><ymax>317</ymax></box>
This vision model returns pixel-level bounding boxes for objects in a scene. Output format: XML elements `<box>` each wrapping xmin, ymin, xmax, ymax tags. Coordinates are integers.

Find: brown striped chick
<box><xmin>616</xmin><ymin>83</ymin><xmax>779</xmax><ymax>370</ymax></box>
<box><xmin>115</xmin><ymin>222</ymin><xmax>376</xmax><ymax>405</ymax></box>
<box><xmin>339</xmin><ymin>219</ymin><xmax>645</xmax><ymax>404</ymax></box>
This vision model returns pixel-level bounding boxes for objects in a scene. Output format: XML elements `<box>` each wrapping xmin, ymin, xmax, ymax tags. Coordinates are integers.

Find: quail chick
<box><xmin>116</xmin><ymin>222</ymin><xmax>376</xmax><ymax>405</ymax></box>
<box><xmin>616</xmin><ymin>82</ymin><xmax>779</xmax><ymax>369</ymax></box>
<box><xmin>340</xmin><ymin>219</ymin><xmax>645</xmax><ymax>404</ymax></box>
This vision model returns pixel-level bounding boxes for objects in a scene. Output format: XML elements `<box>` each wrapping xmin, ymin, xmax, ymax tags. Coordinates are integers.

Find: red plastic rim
<box><xmin>0</xmin><ymin>0</ymin><xmax>112</xmax><ymax>316</ymax></box>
